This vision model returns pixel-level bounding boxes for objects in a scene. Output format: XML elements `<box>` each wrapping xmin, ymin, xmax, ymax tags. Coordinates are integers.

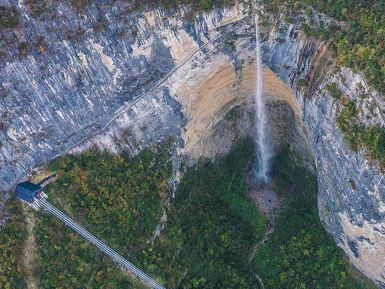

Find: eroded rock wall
<box><xmin>1</xmin><ymin>1</ymin><xmax>305</xmax><ymax>187</ymax></box>
<box><xmin>0</xmin><ymin>2</ymin><xmax>251</xmax><ymax>189</ymax></box>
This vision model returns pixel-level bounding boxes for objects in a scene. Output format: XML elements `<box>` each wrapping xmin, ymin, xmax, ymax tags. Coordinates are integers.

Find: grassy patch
<box><xmin>0</xmin><ymin>198</ymin><xmax>27</xmax><ymax>289</ymax></box>
<box><xmin>253</xmin><ymin>146</ymin><xmax>377</xmax><ymax>289</ymax></box>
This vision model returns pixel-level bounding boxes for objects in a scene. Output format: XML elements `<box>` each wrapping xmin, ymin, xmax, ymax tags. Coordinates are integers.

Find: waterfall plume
<box><xmin>254</xmin><ymin>16</ymin><xmax>271</xmax><ymax>182</ymax></box>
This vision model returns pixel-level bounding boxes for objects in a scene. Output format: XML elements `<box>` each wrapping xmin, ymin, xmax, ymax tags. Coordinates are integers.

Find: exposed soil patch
<box><xmin>249</xmin><ymin>181</ymin><xmax>280</xmax><ymax>215</ymax></box>
<box><xmin>246</xmin><ymin>169</ymin><xmax>284</xmax><ymax>214</ymax></box>
<box><xmin>247</xmin><ymin>173</ymin><xmax>281</xmax><ymax>289</ymax></box>
<box><xmin>21</xmin><ymin>205</ymin><xmax>39</xmax><ymax>289</ymax></box>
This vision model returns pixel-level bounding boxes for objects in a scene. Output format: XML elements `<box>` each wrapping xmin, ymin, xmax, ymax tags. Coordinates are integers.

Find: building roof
<box><xmin>15</xmin><ymin>181</ymin><xmax>41</xmax><ymax>202</ymax></box>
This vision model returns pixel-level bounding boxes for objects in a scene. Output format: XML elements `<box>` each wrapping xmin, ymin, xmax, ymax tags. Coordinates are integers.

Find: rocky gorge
<box><xmin>0</xmin><ymin>0</ymin><xmax>384</xmax><ymax>287</ymax></box>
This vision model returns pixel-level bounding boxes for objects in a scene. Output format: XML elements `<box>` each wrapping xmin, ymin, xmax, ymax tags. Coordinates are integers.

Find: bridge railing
<box><xmin>36</xmin><ymin>198</ymin><xmax>166</xmax><ymax>289</ymax></box>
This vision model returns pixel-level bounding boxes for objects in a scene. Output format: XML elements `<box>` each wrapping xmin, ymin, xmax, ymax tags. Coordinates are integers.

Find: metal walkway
<box><xmin>36</xmin><ymin>198</ymin><xmax>166</xmax><ymax>289</ymax></box>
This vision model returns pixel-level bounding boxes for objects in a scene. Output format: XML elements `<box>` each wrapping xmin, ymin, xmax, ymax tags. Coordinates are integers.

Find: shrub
<box><xmin>362</xmin><ymin>125</ymin><xmax>385</xmax><ymax>165</ymax></box>
<box><xmin>0</xmin><ymin>7</ymin><xmax>19</xmax><ymax>29</ymax></box>
<box><xmin>326</xmin><ymin>82</ymin><xmax>343</xmax><ymax>100</ymax></box>
<box><xmin>36</xmin><ymin>36</ymin><xmax>46</xmax><ymax>53</ymax></box>
<box><xmin>18</xmin><ymin>42</ymin><xmax>28</xmax><ymax>56</ymax></box>
<box><xmin>297</xmin><ymin>78</ymin><xmax>307</xmax><ymax>87</ymax></box>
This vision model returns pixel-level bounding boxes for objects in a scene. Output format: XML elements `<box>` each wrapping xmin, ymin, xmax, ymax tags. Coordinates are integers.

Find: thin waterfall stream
<box><xmin>254</xmin><ymin>16</ymin><xmax>272</xmax><ymax>182</ymax></box>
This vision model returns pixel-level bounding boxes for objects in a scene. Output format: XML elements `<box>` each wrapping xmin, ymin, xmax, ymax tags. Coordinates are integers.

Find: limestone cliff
<box><xmin>0</xmin><ymin>1</ymin><xmax>384</xmax><ymax>287</ymax></box>
<box><xmin>259</xmin><ymin>8</ymin><xmax>385</xmax><ymax>287</ymax></box>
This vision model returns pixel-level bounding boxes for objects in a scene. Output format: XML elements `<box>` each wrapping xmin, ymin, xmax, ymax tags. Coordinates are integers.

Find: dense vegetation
<box><xmin>0</xmin><ymin>198</ymin><xmax>26</xmax><ymax>289</ymax></box>
<box><xmin>45</xmin><ymin>146</ymin><xmax>172</xmax><ymax>252</ymax></box>
<box><xmin>263</xmin><ymin>0</ymin><xmax>385</xmax><ymax>95</ymax></box>
<box><xmin>137</xmin><ymin>139</ymin><xmax>267</xmax><ymax>288</ymax></box>
<box><xmin>33</xmin><ymin>145</ymin><xmax>172</xmax><ymax>289</ymax></box>
<box><xmin>253</xmin><ymin>147</ymin><xmax>376</xmax><ymax>289</ymax></box>
<box><xmin>34</xmin><ymin>211</ymin><xmax>147</xmax><ymax>289</ymax></box>
<box><xmin>34</xmin><ymin>140</ymin><xmax>267</xmax><ymax>288</ymax></box>
<box><xmin>31</xmin><ymin>139</ymin><xmax>377</xmax><ymax>289</ymax></box>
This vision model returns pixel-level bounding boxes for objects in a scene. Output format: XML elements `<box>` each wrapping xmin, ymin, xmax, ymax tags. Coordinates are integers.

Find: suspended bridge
<box><xmin>15</xmin><ymin>181</ymin><xmax>165</xmax><ymax>289</ymax></box>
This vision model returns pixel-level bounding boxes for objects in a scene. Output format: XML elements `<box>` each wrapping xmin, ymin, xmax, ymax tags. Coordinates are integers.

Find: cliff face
<box><xmin>0</xmin><ymin>1</ymin><xmax>384</xmax><ymax>287</ymax></box>
<box><xmin>260</xmin><ymin>11</ymin><xmax>385</xmax><ymax>287</ymax></box>
<box><xmin>1</xmin><ymin>1</ymin><xmax>298</xmax><ymax>185</ymax></box>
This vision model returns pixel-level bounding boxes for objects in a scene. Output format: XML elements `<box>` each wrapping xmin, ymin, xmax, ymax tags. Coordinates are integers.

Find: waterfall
<box><xmin>254</xmin><ymin>16</ymin><xmax>271</xmax><ymax>182</ymax></box>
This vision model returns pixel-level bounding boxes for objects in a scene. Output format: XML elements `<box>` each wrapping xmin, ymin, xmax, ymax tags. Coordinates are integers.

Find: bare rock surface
<box><xmin>249</xmin><ymin>181</ymin><xmax>280</xmax><ymax>215</ymax></box>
